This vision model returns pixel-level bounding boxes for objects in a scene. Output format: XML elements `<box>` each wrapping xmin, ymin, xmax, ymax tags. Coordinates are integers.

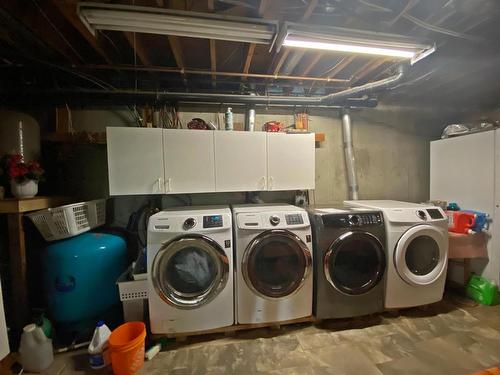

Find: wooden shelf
<box><xmin>42</xmin><ymin>132</ymin><xmax>106</xmax><ymax>145</ymax></box>
<box><xmin>0</xmin><ymin>196</ymin><xmax>70</xmax><ymax>214</ymax></box>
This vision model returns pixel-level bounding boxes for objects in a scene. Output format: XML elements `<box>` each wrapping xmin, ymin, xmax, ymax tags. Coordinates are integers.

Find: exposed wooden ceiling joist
<box><xmin>50</xmin><ymin>0</ymin><xmax>112</xmax><ymax>64</ymax></box>
<box><xmin>123</xmin><ymin>32</ymin><xmax>151</xmax><ymax>66</ymax></box>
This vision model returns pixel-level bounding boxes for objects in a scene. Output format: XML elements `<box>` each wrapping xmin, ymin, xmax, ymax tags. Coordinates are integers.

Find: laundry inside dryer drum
<box><xmin>246</xmin><ymin>234</ymin><xmax>307</xmax><ymax>298</ymax></box>
<box><xmin>405</xmin><ymin>235</ymin><xmax>440</xmax><ymax>276</ymax></box>
<box><xmin>327</xmin><ymin>234</ymin><xmax>385</xmax><ymax>295</ymax></box>
<box><xmin>166</xmin><ymin>247</ymin><xmax>218</xmax><ymax>295</ymax></box>
<box><xmin>153</xmin><ymin>236</ymin><xmax>228</xmax><ymax>307</ymax></box>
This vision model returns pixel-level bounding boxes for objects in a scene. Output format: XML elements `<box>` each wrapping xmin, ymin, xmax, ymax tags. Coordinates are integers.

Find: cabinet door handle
<box><xmin>156</xmin><ymin>178</ymin><xmax>162</xmax><ymax>193</ymax></box>
<box><xmin>269</xmin><ymin>176</ymin><xmax>274</xmax><ymax>190</ymax></box>
<box><xmin>167</xmin><ymin>178</ymin><xmax>173</xmax><ymax>192</ymax></box>
<box><xmin>259</xmin><ymin>176</ymin><xmax>266</xmax><ymax>190</ymax></box>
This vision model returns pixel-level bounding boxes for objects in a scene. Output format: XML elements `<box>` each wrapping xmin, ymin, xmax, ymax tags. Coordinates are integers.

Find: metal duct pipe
<box><xmin>1</xmin><ymin>65</ymin><xmax>407</xmax><ymax>107</ymax></box>
<box><xmin>341</xmin><ymin>108</ymin><xmax>359</xmax><ymax>200</ymax></box>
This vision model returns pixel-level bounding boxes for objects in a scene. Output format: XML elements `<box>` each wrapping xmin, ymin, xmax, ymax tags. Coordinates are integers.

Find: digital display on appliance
<box><xmin>426</xmin><ymin>209</ymin><xmax>443</xmax><ymax>219</ymax></box>
<box><xmin>203</xmin><ymin>215</ymin><xmax>223</xmax><ymax>228</ymax></box>
<box><xmin>285</xmin><ymin>214</ymin><xmax>304</xmax><ymax>225</ymax></box>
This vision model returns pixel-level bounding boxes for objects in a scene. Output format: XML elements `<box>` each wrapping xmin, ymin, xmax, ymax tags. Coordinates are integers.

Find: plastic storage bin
<box><xmin>27</xmin><ymin>199</ymin><xmax>106</xmax><ymax>241</ymax></box>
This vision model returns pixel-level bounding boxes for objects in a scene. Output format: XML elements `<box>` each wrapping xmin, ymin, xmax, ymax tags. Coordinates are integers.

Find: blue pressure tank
<box><xmin>42</xmin><ymin>232</ymin><xmax>127</xmax><ymax>323</ymax></box>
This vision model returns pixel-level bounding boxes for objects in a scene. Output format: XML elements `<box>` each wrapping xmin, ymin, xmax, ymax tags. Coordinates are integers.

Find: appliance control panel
<box><xmin>285</xmin><ymin>213</ymin><xmax>304</xmax><ymax>225</ymax></box>
<box><xmin>323</xmin><ymin>212</ymin><xmax>383</xmax><ymax>227</ymax></box>
<box><xmin>203</xmin><ymin>215</ymin><xmax>223</xmax><ymax>228</ymax></box>
<box><xmin>237</xmin><ymin>211</ymin><xmax>309</xmax><ymax>229</ymax></box>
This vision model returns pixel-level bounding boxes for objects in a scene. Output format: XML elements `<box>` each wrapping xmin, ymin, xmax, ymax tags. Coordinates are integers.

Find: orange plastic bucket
<box><xmin>108</xmin><ymin>322</ymin><xmax>146</xmax><ymax>375</ymax></box>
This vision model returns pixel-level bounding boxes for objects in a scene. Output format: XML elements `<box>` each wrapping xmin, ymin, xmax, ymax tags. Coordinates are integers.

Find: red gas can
<box><xmin>446</xmin><ymin>210</ymin><xmax>476</xmax><ymax>234</ymax></box>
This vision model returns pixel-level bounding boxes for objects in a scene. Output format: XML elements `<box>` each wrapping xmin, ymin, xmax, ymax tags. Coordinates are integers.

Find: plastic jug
<box><xmin>463</xmin><ymin>210</ymin><xmax>490</xmax><ymax>233</ymax></box>
<box><xmin>466</xmin><ymin>274</ymin><xmax>499</xmax><ymax>305</ymax></box>
<box><xmin>446</xmin><ymin>210</ymin><xmax>476</xmax><ymax>234</ymax></box>
<box><xmin>88</xmin><ymin>321</ymin><xmax>112</xmax><ymax>369</ymax></box>
<box><xmin>19</xmin><ymin>324</ymin><xmax>54</xmax><ymax>373</ymax></box>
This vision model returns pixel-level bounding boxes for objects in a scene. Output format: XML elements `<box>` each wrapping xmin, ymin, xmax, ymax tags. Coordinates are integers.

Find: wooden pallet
<box><xmin>151</xmin><ymin>316</ymin><xmax>315</xmax><ymax>341</ymax></box>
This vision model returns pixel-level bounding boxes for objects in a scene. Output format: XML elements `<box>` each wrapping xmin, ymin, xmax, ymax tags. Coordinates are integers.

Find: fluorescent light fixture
<box><xmin>78</xmin><ymin>2</ymin><xmax>278</xmax><ymax>46</ymax></box>
<box><xmin>277</xmin><ymin>22</ymin><xmax>435</xmax><ymax>64</ymax></box>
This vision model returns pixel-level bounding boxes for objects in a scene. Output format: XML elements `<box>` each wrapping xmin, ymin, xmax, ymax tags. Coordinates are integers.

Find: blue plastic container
<box><xmin>42</xmin><ymin>233</ymin><xmax>127</xmax><ymax>323</ymax></box>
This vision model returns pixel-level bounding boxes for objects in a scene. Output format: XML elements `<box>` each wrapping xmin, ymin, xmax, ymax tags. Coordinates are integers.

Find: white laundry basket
<box><xmin>117</xmin><ymin>268</ymin><xmax>148</xmax><ymax>322</ymax></box>
<box><xmin>27</xmin><ymin>199</ymin><xmax>106</xmax><ymax>241</ymax></box>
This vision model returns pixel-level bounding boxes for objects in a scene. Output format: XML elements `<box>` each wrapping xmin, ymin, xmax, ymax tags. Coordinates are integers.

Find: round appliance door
<box><xmin>151</xmin><ymin>234</ymin><xmax>229</xmax><ymax>309</ymax></box>
<box><xmin>243</xmin><ymin>229</ymin><xmax>312</xmax><ymax>299</ymax></box>
<box><xmin>394</xmin><ymin>225</ymin><xmax>448</xmax><ymax>286</ymax></box>
<box><xmin>324</xmin><ymin>232</ymin><xmax>386</xmax><ymax>295</ymax></box>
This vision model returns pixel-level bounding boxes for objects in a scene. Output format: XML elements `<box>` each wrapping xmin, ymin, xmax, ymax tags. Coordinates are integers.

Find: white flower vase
<box><xmin>11</xmin><ymin>180</ymin><xmax>38</xmax><ymax>199</ymax></box>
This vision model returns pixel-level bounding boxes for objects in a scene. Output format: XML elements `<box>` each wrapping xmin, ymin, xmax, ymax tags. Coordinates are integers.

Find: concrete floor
<box><xmin>37</xmin><ymin>296</ymin><xmax>500</xmax><ymax>375</ymax></box>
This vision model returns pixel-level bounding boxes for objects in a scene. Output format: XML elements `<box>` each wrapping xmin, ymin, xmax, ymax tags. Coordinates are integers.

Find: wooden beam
<box><xmin>301</xmin><ymin>0</ymin><xmax>318</xmax><ymax>21</ymax></box>
<box><xmin>168</xmin><ymin>35</ymin><xmax>185</xmax><ymax>69</ymax></box>
<box><xmin>241</xmin><ymin>0</ymin><xmax>267</xmax><ymax>80</ymax></box>
<box><xmin>271</xmin><ymin>0</ymin><xmax>317</xmax><ymax>76</ymax></box>
<box><xmin>324</xmin><ymin>55</ymin><xmax>356</xmax><ymax>79</ymax></box>
<box><xmin>123</xmin><ymin>32</ymin><xmax>151</xmax><ymax>66</ymax></box>
<box><xmin>209</xmin><ymin>39</ymin><xmax>216</xmax><ymax>86</ymax></box>
<box><xmin>207</xmin><ymin>0</ymin><xmax>215</xmax><ymax>11</ymax></box>
<box><xmin>350</xmin><ymin>58</ymin><xmax>390</xmax><ymax>85</ymax></box>
<box><xmin>301</xmin><ymin>52</ymin><xmax>323</xmax><ymax>76</ymax></box>
<box><xmin>50</xmin><ymin>0</ymin><xmax>112</xmax><ymax>64</ymax></box>
<box><xmin>271</xmin><ymin>49</ymin><xmax>291</xmax><ymax>75</ymax></box>
<box><xmin>1</xmin><ymin>0</ymin><xmax>81</xmax><ymax>64</ymax></box>
<box><xmin>258</xmin><ymin>0</ymin><xmax>268</xmax><ymax>16</ymax></box>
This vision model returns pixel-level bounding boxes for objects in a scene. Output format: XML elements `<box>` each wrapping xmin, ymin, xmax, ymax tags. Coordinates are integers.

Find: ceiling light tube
<box><xmin>277</xmin><ymin>22</ymin><xmax>435</xmax><ymax>64</ymax></box>
<box><xmin>78</xmin><ymin>2</ymin><xmax>278</xmax><ymax>46</ymax></box>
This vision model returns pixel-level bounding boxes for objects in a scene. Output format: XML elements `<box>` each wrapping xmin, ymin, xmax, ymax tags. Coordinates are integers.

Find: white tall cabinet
<box><xmin>430</xmin><ymin>130</ymin><xmax>499</xmax><ymax>284</ymax></box>
<box><xmin>0</xmin><ymin>277</ymin><xmax>9</xmax><ymax>361</ymax></box>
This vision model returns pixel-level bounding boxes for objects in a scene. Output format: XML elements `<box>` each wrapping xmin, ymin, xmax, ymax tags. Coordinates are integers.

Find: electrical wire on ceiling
<box><xmin>31</xmin><ymin>0</ymin><xmax>84</xmax><ymax>62</ymax></box>
<box><xmin>356</xmin><ymin>0</ymin><xmax>481</xmax><ymax>40</ymax></box>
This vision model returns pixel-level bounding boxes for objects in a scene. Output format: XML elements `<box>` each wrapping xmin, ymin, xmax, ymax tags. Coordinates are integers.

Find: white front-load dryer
<box><xmin>344</xmin><ymin>200</ymin><xmax>448</xmax><ymax>308</ymax></box>
<box><xmin>147</xmin><ymin>206</ymin><xmax>233</xmax><ymax>334</ymax></box>
<box><xmin>232</xmin><ymin>204</ymin><xmax>313</xmax><ymax>324</ymax></box>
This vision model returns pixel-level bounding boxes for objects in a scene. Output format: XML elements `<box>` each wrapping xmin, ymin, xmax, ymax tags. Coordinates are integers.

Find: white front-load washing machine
<box><xmin>232</xmin><ymin>204</ymin><xmax>313</xmax><ymax>324</ymax></box>
<box><xmin>344</xmin><ymin>200</ymin><xmax>448</xmax><ymax>308</ymax></box>
<box><xmin>147</xmin><ymin>206</ymin><xmax>233</xmax><ymax>334</ymax></box>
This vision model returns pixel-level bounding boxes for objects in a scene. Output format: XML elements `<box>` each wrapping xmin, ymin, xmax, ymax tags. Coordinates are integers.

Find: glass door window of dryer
<box><xmin>243</xmin><ymin>230</ymin><xmax>311</xmax><ymax>298</ymax></box>
<box><xmin>152</xmin><ymin>235</ymin><xmax>229</xmax><ymax>308</ymax></box>
<box><xmin>394</xmin><ymin>225</ymin><xmax>447</xmax><ymax>286</ymax></box>
<box><xmin>405</xmin><ymin>236</ymin><xmax>440</xmax><ymax>276</ymax></box>
<box><xmin>325</xmin><ymin>232</ymin><xmax>385</xmax><ymax>295</ymax></box>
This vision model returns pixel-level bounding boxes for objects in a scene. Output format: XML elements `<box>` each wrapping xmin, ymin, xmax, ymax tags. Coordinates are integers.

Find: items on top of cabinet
<box><xmin>187</xmin><ymin>118</ymin><xmax>209</xmax><ymax>130</ymax></box>
<box><xmin>446</xmin><ymin>210</ymin><xmax>476</xmax><ymax>234</ymax></box>
<box><xmin>225</xmin><ymin>107</ymin><xmax>233</xmax><ymax>130</ymax></box>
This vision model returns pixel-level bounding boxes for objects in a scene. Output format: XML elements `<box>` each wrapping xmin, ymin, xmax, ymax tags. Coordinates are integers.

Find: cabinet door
<box><xmin>107</xmin><ymin>127</ymin><xmax>165</xmax><ymax>195</ymax></box>
<box><xmin>215</xmin><ymin>131</ymin><xmax>267</xmax><ymax>192</ymax></box>
<box><xmin>163</xmin><ymin>129</ymin><xmax>216</xmax><ymax>194</ymax></box>
<box><xmin>267</xmin><ymin>133</ymin><xmax>315</xmax><ymax>190</ymax></box>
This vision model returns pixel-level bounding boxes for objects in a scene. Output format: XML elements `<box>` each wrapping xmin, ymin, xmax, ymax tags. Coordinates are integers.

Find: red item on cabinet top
<box><xmin>446</xmin><ymin>210</ymin><xmax>476</xmax><ymax>234</ymax></box>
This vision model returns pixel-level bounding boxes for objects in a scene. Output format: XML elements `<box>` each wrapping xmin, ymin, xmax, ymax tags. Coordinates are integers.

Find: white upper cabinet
<box><xmin>107</xmin><ymin>127</ymin><xmax>316</xmax><ymax>195</ymax></box>
<box><xmin>107</xmin><ymin>127</ymin><xmax>165</xmax><ymax>195</ymax></box>
<box><xmin>163</xmin><ymin>129</ymin><xmax>216</xmax><ymax>194</ymax></box>
<box><xmin>267</xmin><ymin>132</ymin><xmax>315</xmax><ymax>191</ymax></box>
<box><xmin>215</xmin><ymin>131</ymin><xmax>267</xmax><ymax>192</ymax></box>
